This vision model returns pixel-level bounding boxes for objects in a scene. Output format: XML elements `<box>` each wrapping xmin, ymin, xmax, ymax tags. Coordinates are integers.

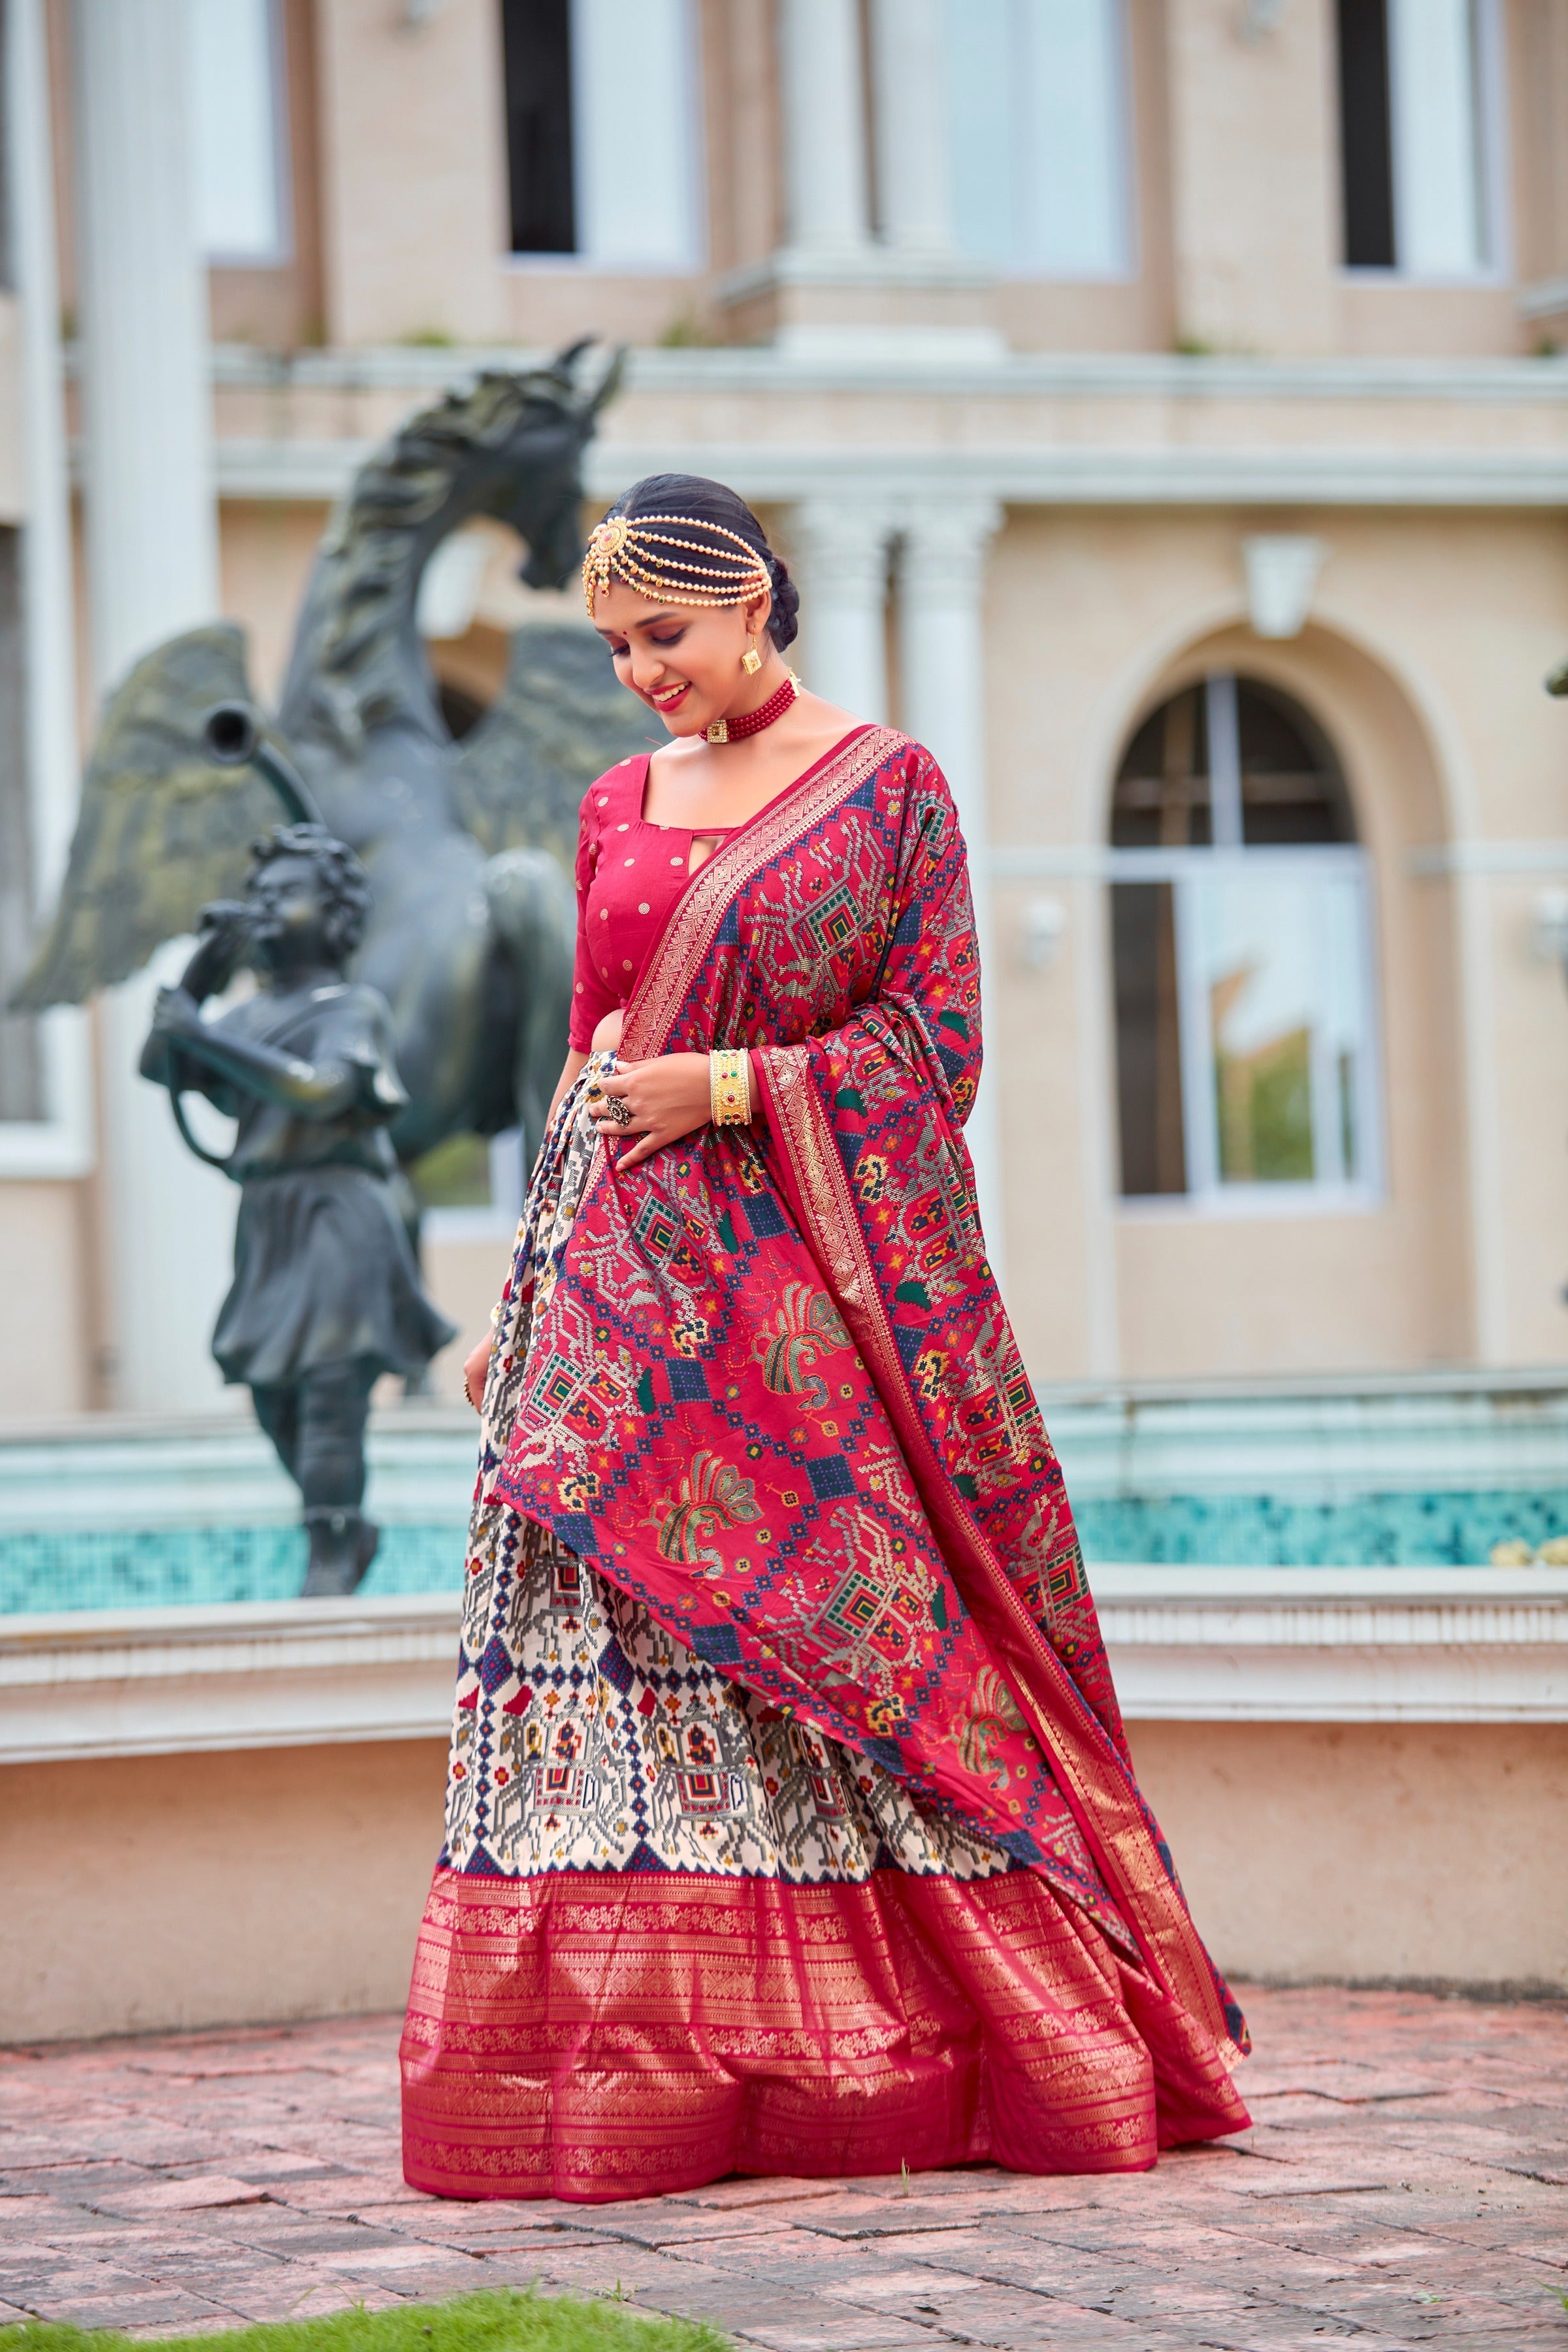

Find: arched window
<box><xmin>1110</xmin><ymin>674</ymin><xmax>1380</xmax><ymax>1205</ymax></box>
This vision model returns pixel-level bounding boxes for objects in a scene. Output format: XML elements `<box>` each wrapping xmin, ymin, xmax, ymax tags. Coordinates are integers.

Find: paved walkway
<box><xmin>1</xmin><ymin>1987</ymin><xmax>1565</xmax><ymax>2350</ymax></box>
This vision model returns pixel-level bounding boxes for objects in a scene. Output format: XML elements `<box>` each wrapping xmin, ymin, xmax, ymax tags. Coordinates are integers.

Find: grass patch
<box><xmin>0</xmin><ymin>2287</ymin><xmax>728</xmax><ymax>2352</ymax></box>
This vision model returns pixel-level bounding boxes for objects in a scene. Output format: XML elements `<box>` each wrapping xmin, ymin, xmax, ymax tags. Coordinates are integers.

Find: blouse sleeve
<box><xmin>568</xmin><ymin>787</ymin><xmax>620</xmax><ymax>1052</ymax></box>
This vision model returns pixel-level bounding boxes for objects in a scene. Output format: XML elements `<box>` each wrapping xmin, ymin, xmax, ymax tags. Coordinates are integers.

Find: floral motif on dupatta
<box><xmin>485</xmin><ymin>725</ymin><xmax>1247</xmax><ymax>2064</ymax></box>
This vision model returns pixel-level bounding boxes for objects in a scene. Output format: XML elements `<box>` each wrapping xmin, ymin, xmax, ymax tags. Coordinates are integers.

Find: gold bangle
<box><xmin>710</xmin><ymin>1047</ymin><xmax>750</xmax><ymax>1126</ymax></box>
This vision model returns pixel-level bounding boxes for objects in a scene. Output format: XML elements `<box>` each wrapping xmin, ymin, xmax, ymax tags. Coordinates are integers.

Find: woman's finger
<box><xmin>592</xmin><ymin>1100</ymin><xmax>648</xmax><ymax>1134</ymax></box>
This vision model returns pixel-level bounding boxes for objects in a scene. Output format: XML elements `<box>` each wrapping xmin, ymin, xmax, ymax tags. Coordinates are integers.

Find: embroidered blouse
<box><xmin>568</xmin><ymin>754</ymin><xmax>734</xmax><ymax>1051</ymax></box>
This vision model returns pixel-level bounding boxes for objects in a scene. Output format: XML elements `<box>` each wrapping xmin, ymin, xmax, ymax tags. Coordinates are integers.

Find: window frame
<box><xmin>1109</xmin><ymin>675</ymin><xmax>1386</xmax><ymax>1224</ymax></box>
<box><xmin>1336</xmin><ymin>0</ymin><xmax>1512</xmax><ymax>287</ymax></box>
<box><xmin>191</xmin><ymin>0</ymin><xmax>294</xmax><ymax>271</ymax></box>
<box><xmin>501</xmin><ymin>0</ymin><xmax>707</xmax><ymax>278</ymax></box>
<box><xmin>944</xmin><ymin>0</ymin><xmax>1137</xmax><ymax>285</ymax></box>
<box><xmin>0</xmin><ymin>1013</ymin><xmax>94</xmax><ymax>1181</ymax></box>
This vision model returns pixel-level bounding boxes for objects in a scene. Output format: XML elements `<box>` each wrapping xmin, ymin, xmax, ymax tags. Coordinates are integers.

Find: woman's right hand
<box><xmin>463</xmin><ymin>1333</ymin><xmax>490</xmax><ymax>1411</ymax></box>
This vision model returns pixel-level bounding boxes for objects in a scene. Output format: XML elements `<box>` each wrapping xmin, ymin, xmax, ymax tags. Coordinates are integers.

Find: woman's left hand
<box><xmin>589</xmin><ymin>1052</ymin><xmax>718</xmax><ymax>1171</ymax></box>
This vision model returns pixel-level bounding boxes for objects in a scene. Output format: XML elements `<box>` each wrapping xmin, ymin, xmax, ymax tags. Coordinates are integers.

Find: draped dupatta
<box><xmin>485</xmin><ymin>725</ymin><xmax>1246</xmax><ymax>2072</ymax></box>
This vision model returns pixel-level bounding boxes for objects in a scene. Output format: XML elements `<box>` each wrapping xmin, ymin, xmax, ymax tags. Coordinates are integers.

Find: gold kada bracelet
<box><xmin>710</xmin><ymin>1047</ymin><xmax>751</xmax><ymax>1126</ymax></box>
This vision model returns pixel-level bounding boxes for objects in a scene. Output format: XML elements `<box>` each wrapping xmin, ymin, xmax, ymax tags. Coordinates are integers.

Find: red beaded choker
<box><xmin>706</xmin><ymin>671</ymin><xmax>800</xmax><ymax>744</ymax></box>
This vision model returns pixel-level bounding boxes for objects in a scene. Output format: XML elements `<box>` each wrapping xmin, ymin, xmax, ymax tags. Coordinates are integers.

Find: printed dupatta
<box><xmin>485</xmin><ymin>724</ymin><xmax>1247</xmax><ymax>2066</ymax></box>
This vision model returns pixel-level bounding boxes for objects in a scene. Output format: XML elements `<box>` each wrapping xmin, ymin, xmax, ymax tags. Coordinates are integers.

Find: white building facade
<box><xmin>3</xmin><ymin>0</ymin><xmax>1568</xmax><ymax>1415</ymax></box>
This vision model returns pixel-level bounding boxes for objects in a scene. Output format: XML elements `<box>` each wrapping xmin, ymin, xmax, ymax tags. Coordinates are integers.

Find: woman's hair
<box><xmin>248</xmin><ymin>823</ymin><xmax>372</xmax><ymax>963</ymax></box>
<box><xmin>601</xmin><ymin>474</ymin><xmax>800</xmax><ymax>650</ymax></box>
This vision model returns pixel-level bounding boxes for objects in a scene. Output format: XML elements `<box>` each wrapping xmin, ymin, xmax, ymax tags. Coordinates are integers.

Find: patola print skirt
<box><xmin>399</xmin><ymin>1079</ymin><xmax>1246</xmax><ymax>2203</ymax></box>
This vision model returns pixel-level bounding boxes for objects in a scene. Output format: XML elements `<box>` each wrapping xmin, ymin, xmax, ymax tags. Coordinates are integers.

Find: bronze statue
<box><xmin>139</xmin><ymin>823</ymin><xmax>455</xmax><ymax>1595</ymax></box>
<box><xmin>18</xmin><ymin>343</ymin><xmax>651</xmax><ymax>1181</ymax></box>
<box><xmin>12</xmin><ymin>341</ymin><xmax>655</xmax><ymax>1594</ymax></box>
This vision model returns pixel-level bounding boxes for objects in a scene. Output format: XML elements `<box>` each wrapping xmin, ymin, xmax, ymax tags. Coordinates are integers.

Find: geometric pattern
<box><xmin>445</xmin><ymin>727</ymin><xmax>1240</xmax><ymax>2053</ymax></box>
<box><xmin>446</xmin><ymin>1501</ymin><xmax>1068</xmax><ymax>1891</ymax></box>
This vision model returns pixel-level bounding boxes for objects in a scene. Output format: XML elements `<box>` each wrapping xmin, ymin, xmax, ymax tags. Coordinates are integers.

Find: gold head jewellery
<box><xmin>583</xmin><ymin>512</ymin><xmax>772</xmax><ymax>617</ymax></box>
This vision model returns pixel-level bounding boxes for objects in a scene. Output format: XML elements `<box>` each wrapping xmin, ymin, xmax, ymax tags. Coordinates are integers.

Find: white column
<box><xmin>5</xmin><ymin>0</ymin><xmax>91</xmax><ymax>1179</ymax></box>
<box><xmin>896</xmin><ymin>501</ymin><xmax>1005</xmax><ymax>1273</ymax></box>
<box><xmin>868</xmin><ymin>0</ymin><xmax>958</xmax><ymax>257</ymax></box>
<box><xmin>10</xmin><ymin>0</ymin><xmax>78</xmax><ymax>911</ymax></box>
<box><xmin>777</xmin><ymin>0</ymin><xmax>873</xmax><ymax>255</ymax></box>
<box><xmin>71</xmin><ymin>0</ymin><xmax>237</xmax><ymax>1414</ymax></box>
<box><xmin>791</xmin><ymin>500</ymin><xmax>891</xmax><ymax>723</ymax></box>
<box><xmin>72</xmin><ymin>1</ymin><xmax>219</xmax><ymax>682</ymax></box>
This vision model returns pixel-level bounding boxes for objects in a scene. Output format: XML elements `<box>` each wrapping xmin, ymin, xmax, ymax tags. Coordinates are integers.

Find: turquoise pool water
<box><xmin>5</xmin><ymin>1486</ymin><xmax>1567</xmax><ymax>1614</ymax></box>
<box><xmin>8</xmin><ymin>1375</ymin><xmax>1568</xmax><ymax>1613</ymax></box>
<box><xmin>0</xmin><ymin>1522</ymin><xmax>461</xmax><ymax>1614</ymax></box>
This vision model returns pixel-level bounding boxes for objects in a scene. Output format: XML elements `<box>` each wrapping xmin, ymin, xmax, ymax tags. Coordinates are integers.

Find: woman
<box><xmin>400</xmin><ymin>474</ymin><xmax>1249</xmax><ymax>2203</ymax></box>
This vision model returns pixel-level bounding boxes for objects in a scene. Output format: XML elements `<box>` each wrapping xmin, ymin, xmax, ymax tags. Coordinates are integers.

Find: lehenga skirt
<box><xmin>399</xmin><ymin>1072</ymin><xmax>1247</xmax><ymax>2204</ymax></box>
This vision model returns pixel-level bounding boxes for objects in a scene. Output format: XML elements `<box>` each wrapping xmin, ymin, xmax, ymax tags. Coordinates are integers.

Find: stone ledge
<box><xmin>1093</xmin><ymin>1565</ymin><xmax>1568</xmax><ymax>1722</ymax></box>
<box><xmin>201</xmin><ymin>340</ymin><xmax>1568</xmax><ymax>402</ymax></box>
<box><xmin>0</xmin><ymin>1592</ymin><xmax>460</xmax><ymax>1763</ymax></box>
<box><xmin>201</xmin><ymin>434</ymin><xmax>1568</xmax><ymax>510</ymax></box>
<box><xmin>2</xmin><ymin>1568</ymin><xmax>1565</xmax><ymax>1763</ymax></box>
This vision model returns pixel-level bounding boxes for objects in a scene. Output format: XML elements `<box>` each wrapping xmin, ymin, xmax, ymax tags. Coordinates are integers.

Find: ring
<box><xmin>602</xmin><ymin>1094</ymin><xmax>634</xmax><ymax>1128</ymax></box>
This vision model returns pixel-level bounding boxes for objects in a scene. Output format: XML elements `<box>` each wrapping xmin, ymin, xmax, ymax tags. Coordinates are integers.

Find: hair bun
<box><xmin>610</xmin><ymin>475</ymin><xmax>805</xmax><ymax>650</ymax></box>
<box><xmin>766</xmin><ymin>553</ymin><xmax>800</xmax><ymax>651</ymax></box>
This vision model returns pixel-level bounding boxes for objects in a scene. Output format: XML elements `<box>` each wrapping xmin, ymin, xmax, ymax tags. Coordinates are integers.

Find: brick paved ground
<box><xmin>1</xmin><ymin>1987</ymin><xmax>1565</xmax><ymax>2351</ymax></box>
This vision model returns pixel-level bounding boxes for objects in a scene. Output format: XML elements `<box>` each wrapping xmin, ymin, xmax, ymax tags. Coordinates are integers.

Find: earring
<box><xmin>741</xmin><ymin>634</ymin><xmax>763</xmax><ymax>677</ymax></box>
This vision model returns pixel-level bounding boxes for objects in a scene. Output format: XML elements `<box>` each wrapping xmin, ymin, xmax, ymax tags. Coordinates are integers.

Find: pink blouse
<box><xmin>568</xmin><ymin>730</ymin><xmax>874</xmax><ymax>1052</ymax></box>
<box><xmin>568</xmin><ymin>754</ymin><xmax>734</xmax><ymax>1051</ymax></box>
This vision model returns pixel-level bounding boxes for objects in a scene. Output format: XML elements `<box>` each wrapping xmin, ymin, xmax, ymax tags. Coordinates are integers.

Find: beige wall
<box><xmin>32</xmin><ymin>0</ymin><xmax>1568</xmax><ymax>365</ymax></box>
<box><xmin>12</xmin><ymin>1</ymin><xmax>1568</xmax><ymax>1416</ymax></box>
<box><xmin>1132</xmin><ymin>1718</ymin><xmax>1568</xmax><ymax>1993</ymax></box>
<box><xmin>1165</xmin><ymin>0</ymin><xmax>1339</xmax><ymax>357</ymax></box>
<box><xmin>0</xmin><ymin>1182</ymin><xmax>90</xmax><ymax>1418</ymax></box>
<box><xmin>3</xmin><ymin>1721</ymin><xmax>1561</xmax><ymax>2044</ymax></box>
<box><xmin>18</xmin><ymin>485</ymin><xmax>1568</xmax><ymax>1410</ymax></box>
<box><xmin>1508</xmin><ymin>0</ymin><xmax>1568</xmax><ymax>295</ymax></box>
<box><xmin>423</xmin><ymin>1233</ymin><xmax>510</xmax><ymax>1389</ymax></box>
<box><xmin>987</xmin><ymin>505</ymin><xmax>1568</xmax><ymax>1383</ymax></box>
<box><xmin>129</xmin><ymin>493</ymin><xmax>1568</xmax><ymax>1396</ymax></box>
<box><xmin>0</xmin><ymin>1740</ymin><xmax>448</xmax><ymax>2044</ymax></box>
<box><xmin>208</xmin><ymin>0</ymin><xmax>327</xmax><ymax>350</ymax></box>
<box><xmin>218</xmin><ymin>500</ymin><xmax>331</xmax><ymax>700</ymax></box>
<box><xmin>315</xmin><ymin>0</ymin><xmax>508</xmax><ymax>346</ymax></box>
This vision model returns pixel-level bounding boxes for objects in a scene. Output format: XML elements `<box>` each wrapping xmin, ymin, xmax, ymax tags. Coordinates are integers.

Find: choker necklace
<box><xmin>706</xmin><ymin>670</ymin><xmax>800</xmax><ymax>745</ymax></box>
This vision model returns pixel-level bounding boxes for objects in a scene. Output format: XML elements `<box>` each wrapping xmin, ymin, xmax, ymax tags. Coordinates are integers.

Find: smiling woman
<box><xmin>400</xmin><ymin>473</ymin><xmax>1250</xmax><ymax>2206</ymax></box>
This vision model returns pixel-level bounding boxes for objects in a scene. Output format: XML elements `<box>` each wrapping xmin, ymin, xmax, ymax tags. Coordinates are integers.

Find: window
<box><xmin>1336</xmin><ymin>0</ymin><xmax>1500</xmax><ymax>276</ymax></box>
<box><xmin>189</xmin><ymin>0</ymin><xmax>288</xmax><ymax>262</ymax></box>
<box><xmin>1110</xmin><ymin>676</ymin><xmax>1380</xmax><ymax>1210</ymax></box>
<box><xmin>945</xmin><ymin>0</ymin><xmax>1129</xmax><ymax>276</ymax></box>
<box><xmin>501</xmin><ymin>0</ymin><xmax>702</xmax><ymax>269</ymax></box>
<box><xmin>0</xmin><ymin>531</ymin><xmax>41</xmax><ymax>1125</ymax></box>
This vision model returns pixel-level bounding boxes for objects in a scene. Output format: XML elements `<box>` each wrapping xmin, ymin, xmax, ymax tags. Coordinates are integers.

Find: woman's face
<box><xmin>592</xmin><ymin>577</ymin><xmax>774</xmax><ymax>736</ymax></box>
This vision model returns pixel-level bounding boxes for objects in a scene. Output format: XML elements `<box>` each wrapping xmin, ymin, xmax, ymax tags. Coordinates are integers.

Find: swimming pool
<box><xmin>6</xmin><ymin>1367</ymin><xmax>1568</xmax><ymax>1612</ymax></box>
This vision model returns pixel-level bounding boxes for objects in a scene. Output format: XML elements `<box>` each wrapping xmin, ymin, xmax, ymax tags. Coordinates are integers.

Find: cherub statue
<box><xmin>140</xmin><ymin>823</ymin><xmax>456</xmax><ymax>1597</ymax></box>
